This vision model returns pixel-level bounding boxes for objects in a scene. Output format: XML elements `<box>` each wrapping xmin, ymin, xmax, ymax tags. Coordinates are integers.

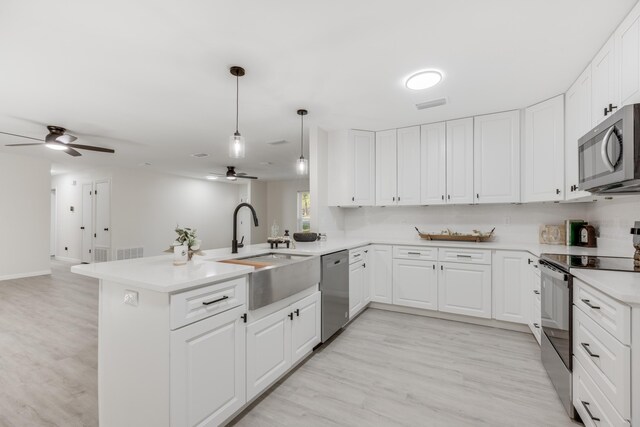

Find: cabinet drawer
<box><xmin>574</xmin><ymin>279</ymin><xmax>631</xmax><ymax>345</ymax></box>
<box><xmin>171</xmin><ymin>277</ymin><xmax>246</xmax><ymax>330</ymax></box>
<box><xmin>393</xmin><ymin>245</ymin><xmax>437</xmax><ymax>260</ymax></box>
<box><xmin>574</xmin><ymin>307</ymin><xmax>631</xmax><ymax>418</ymax></box>
<box><xmin>438</xmin><ymin>248</ymin><xmax>491</xmax><ymax>264</ymax></box>
<box><xmin>573</xmin><ymin>357</ymin><xmax>630</xmax><ymax>427</ymax></box>
<box><xmin>349</xmin><ymin>248</ymin><xmax>366</xmax><ymax>264</ymax></box>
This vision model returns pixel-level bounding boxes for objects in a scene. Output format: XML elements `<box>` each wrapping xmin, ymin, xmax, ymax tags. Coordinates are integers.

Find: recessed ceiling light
<box><xmin>206</xmin><ymin>175</ymin><xmax>218</xmax><ymax>180</ymax></box>
<box><xmin>405</xmin><ymin>70</ymin><xmax>443</xmax><ymax>90</ymax></box>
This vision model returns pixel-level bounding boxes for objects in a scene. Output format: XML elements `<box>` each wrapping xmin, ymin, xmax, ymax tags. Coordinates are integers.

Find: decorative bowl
<box><xmin>293</xmin><ymin>232</ymin><xmax>318</xmax><ymax>242</ymax></box>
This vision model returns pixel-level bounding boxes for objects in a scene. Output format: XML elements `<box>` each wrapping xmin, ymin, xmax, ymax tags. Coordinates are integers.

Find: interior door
<box><xmin>396</xmin><ymin>126</ymin><xmax>421</xmax><ymax>205</ymax></box>
<box><xmin>375</xmin><ymin>129</ymin><xmax>397</xmax><ymax>205</ymax></box>
<box><xmin>446</xmin><ymin>118</ymin><xmax>474</xmax><ymax>204</ymax></box>
<box><xmin>81</xmin><ymin>183</ymin><xmax>93</xmax><ymax>263</ymax></box>
<box><xmin>420</xmin><ymin>122</ymin><xmax>447</xmax><ymax>205</ymax></box>
<box><xmin>94</xmin><ymin>180</ymin><xmax>111</xmax><ymax>258</ymax></box>
<box><xmin>50</xmin><ymin>189</ymin><xmax>56</xmax><ymax>257</ymax></box>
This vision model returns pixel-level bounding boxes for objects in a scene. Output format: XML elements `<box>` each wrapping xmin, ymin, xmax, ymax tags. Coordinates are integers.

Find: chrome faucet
<box><xmin>232</xmin><ymin>202</ymin><xmax>259</xmax><ymax>254</ymax></box>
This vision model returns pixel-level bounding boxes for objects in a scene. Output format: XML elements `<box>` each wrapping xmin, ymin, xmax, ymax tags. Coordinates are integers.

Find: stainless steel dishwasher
<box><xmin>320</xmin><ymin>250</ymin><xmax>349</xmax><ymax>342</ymax></box>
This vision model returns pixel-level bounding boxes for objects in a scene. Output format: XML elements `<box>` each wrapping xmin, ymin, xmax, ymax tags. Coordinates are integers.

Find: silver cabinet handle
<box><xmin>581</xmin><ymin>401</ymin><xmax>601</xmax><ymax>422</ymax></box>
<box><xmin>456</xmin><ymin>254</ymin><xmax>472</xmax><ymax>258</ymax></box>
<box><xmin>581</xmin><ymin>343</ymin><xmax>600</xmax><ymax>358</ymax></box>
<box><xmin>601</xmin><ymin>125</ymin><xmax>618</xmax><ymax>172</ymax></box>
<box><xmin>581</xmin><ymin>299</ymin><xmax>601</xmax><ymax>310</ymax></box>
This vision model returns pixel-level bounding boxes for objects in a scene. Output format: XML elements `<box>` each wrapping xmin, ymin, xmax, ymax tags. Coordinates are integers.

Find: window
<box><xmin>297</xmin><ymin>191</ymin><xmax>310</xmax><ymax>231</ymax></box>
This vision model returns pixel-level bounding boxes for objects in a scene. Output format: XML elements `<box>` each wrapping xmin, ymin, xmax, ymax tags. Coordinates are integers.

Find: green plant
<box><xmin>174</xmin><ymin>226</ymin><xmax>199</xmax><ymax>250</ymax></box>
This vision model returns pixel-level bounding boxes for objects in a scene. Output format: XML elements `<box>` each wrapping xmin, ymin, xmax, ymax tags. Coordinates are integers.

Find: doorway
<box><xmin>50</xmin><ymin>188</ymin><xmax>56</xmax><ymax>257</ymax></box>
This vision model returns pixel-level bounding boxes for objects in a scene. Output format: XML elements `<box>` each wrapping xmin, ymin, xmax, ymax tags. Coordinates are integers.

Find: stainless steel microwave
<box><xmin>578</xmin><ymin>103</ymin><xmax>640</xmax><ymax>194</ymax></box>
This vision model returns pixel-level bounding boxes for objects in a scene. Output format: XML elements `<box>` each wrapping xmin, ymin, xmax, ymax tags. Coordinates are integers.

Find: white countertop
<box><xmin>571</xmin><ymin>268</ymin><xmax>640</xmax><ymax>305</ymax></box>
<box><xmin>71</xmin><ymin>236</ymin><xmax>632</xmax><ymax>294</ymax></box>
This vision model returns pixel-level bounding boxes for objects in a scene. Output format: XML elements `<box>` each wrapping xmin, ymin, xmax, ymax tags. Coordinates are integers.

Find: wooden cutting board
<box><xmin>218</xmin><ymin>259</ymin><xmax>272</xmax><ymax>269</ymax></box>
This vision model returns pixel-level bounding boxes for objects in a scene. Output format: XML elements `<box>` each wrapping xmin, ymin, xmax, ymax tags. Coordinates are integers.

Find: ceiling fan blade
<box><xmin>5</xmin><ymin>143</ymin><xmax>45</xmax><ymax>147</ymax></box>
<box><xmin>0</xmin><ymin>131</ymin><xmax>44</xmax><ymax>142</ymax></box>
<box><xmin>65</xmin><ymin>148</ymin><xmax>82</xmax><ymax>157</ymax></box>
<box><xmin>56</xmin><ymin>134</ymin><xmax>77</xmax><ymax>144</ymax></box>
<box><xmin>237</xmin><ymin>175</ymin><xmax>258</xmax><ymax>180</ymax></box>
<box><xmin>65</xmin><ymin>143</ymin><xmax>115</xmax><ymax>153</ymax></box>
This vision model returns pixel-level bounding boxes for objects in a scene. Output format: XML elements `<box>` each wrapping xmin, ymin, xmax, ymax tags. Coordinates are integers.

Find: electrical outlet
<box><xmin>124</xmin><ymin>290</ymin><xmax>139</xmax><ymax>307</ymax></box>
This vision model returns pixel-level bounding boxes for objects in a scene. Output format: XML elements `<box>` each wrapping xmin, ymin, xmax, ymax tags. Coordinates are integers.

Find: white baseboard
<box><xmin>0</xmin><ymin>269</ymin><xmax>52</xmax><ymax>282</ymax></box>
<box><xmin>54</xmin><ymin>256</ymin><xmax>82</xmax><ymax>263</ymax></box>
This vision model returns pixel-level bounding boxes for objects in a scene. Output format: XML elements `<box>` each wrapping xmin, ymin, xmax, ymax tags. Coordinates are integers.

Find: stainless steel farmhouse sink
<box><xmin>219</xmin><ymin>253</ymin><xmax>320</xmax><ymax>310</ymax></box>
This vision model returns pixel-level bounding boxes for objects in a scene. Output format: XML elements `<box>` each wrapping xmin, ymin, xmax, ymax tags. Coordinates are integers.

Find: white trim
<box><xmin>55</xmin><ymin>256</ymin><xmax>82</xmax><ymax>263</ymax></box>
<box><xmin>0</xmin><ymin>269</ymin><xmax>52</xmax><ymax>282</ymax></box>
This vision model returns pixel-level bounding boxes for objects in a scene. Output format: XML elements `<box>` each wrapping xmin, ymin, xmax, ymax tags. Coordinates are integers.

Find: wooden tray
<box><xmin>417</xmin><ymin>230</ymin><xmax>494</xmax><ymax>243</ymax></box>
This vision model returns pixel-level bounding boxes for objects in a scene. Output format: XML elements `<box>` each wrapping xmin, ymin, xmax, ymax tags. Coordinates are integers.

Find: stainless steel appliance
<box><xmin>320</xmin><ymin>250</ymin><xmax>349</xmax><ymax>342</ymax></box>
<box><xmin>539</xmin><ymin>255</ymin><xmax>576</xmax><ymax>419</ymax></box>
<box><xmin>578</xmin><ymin>103</ymin><xmax>640</xmax><ymax>194</ymax></box>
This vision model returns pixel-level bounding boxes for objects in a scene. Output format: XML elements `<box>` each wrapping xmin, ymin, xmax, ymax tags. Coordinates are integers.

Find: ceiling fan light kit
<box><xmin>229</xmin><ymin>66</ymin><xmax>246</xmax><ymax>159</ymax></box>
<box><xmin>296</xmin><ymin>109</ymin><xmax>308</xmax><ymax>176</ymax></box>
<box><xmin>2</xmin><ymin>125</ymin><xmax>114</xmax><ymax>157</ymax></box>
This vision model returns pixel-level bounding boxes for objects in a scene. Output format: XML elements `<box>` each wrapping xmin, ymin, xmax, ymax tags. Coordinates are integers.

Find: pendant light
<box><xmin>296</xmin><ymin>109</ymin><xmax>308</xmax><ymax>175</ymax></box>
<box><xmin>229</xmin><ymin>66</ymin><xmax>246</xmax><ymax>158</ymax></box>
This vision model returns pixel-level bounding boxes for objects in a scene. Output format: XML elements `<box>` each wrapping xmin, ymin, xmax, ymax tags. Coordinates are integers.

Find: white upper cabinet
<box><xmin>591</xmin><ymin>36</ymin><xmax>619</xmax><ymax>126</ymax></box>
<box><xmin>328</xmin><ymin>130</ymin><xmax>375</xmax><ymax>206</ymax></box>
<box><xmin>473</xmin><ymin>111</ymin><xmax>520</xmax><ymax>204</ymax></box>
<box><xmin>396</xmin><ymin>126</ymin><xmax>421</xmax><ymax>205</ymax></box>
<box><xmin>375</xmin><ymin>129</ymin><xmax>397</xmax><ymax>205</ymax></box>
<box><xmin>420</xmin><ymin>122</ymin><xmax>447</xmax><ymax>205</ymax></box>
<box><xmin>565</xmin><ymin>67</ymin><xmax>593</xmax><ymax>200</ymax></box>
<box><xmin>446</xmin><ymin>118</ymin><xmax>474</xmax><ymax>204</ymax></box>
<box><xmin>617</xmin><ymin>2</ymin><xmax>640</xmax><ymax>107</ymax></box>
<box><xmin>523</xmin><ymin>95</ymin><xmax>565</xmax><ymax>202</ymax></box>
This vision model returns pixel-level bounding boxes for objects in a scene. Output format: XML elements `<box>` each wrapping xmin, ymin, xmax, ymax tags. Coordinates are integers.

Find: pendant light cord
<box><xmin>300</xmin><ymin>113</ymin><xmax>304</xmax><ymax>157</ymax></box>
<box><xmin>235</xmin><ymin>74</ymin><xmax>239</xmax><ymax>133</ymax></box>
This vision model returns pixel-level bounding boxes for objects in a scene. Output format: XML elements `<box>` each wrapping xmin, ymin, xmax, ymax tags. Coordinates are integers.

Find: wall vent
<box><xmin>94</xmin><ymin>247</ymin><xmax>110</xmax><ymax>263</ymax></box>
<box><xmin>415</xmin><ymin>97</ymin><xmax>447</xmax><ymax>110</ymax></box>
<box><xmin>116</xmin><ymin>247</ymin><xmax>144</xmax><ymax>261</ymax></box>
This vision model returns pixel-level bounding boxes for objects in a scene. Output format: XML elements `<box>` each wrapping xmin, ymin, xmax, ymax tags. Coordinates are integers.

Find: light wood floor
<box><xmin>1</xmin><ymin>262</ymin><xmax>577</xmax><ymax>427</ymax></box>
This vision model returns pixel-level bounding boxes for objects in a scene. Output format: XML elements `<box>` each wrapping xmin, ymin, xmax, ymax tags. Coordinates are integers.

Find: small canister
<box><xmin>173</xmin><ymin>244</ymin><xmax>188</xmax><ymax>266</ymax></box>
<box><xmin>631</xmin><ymin>221</ymin><xmax>640</xmax><ymax>267</ymax></box>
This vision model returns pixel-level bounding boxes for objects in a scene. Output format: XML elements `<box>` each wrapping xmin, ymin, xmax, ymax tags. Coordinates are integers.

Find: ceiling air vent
<box><xmin>416</xmin><ymin>97</ymin><xmax>447</xmax><ymax>110</ymax></box>
<box><xmin>190</xmin><ymin>153</ymin><xmax>209</xmax><ymax>158</ymax></box>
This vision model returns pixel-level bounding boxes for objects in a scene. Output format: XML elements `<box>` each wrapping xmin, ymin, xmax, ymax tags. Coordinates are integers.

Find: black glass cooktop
<box><xmin>541</xmin><ymin>253</ymin><xmax>639</xmax><ymax>273</ymax></box>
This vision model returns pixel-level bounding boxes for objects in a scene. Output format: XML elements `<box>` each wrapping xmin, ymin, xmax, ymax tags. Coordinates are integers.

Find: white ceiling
<box><xmin>0</xmin><ymin>0</ymin><xmax>636</xmax><ymax>180</ymax></box>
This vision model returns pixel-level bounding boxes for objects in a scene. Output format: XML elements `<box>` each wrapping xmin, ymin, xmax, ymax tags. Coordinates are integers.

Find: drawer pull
<box><xmin>533</xmin><ymin>323</ymin><xmax>540</xmax><ymax>329</ymax></box>
<box><xmin>456</xmin><ymin>254</ymin><xmax>472</xmax><ymax>258</ymax></box>
<box><xmin>407</xmin><ymin>252</ymin><xmax>421</xmax><ymax>255</ymax></box>
<box><xmin>581</xmin><ymin>342</ymin><xmax>600</xmax><ymax>358</ymax></box>
<box><xmin>581</xmin><ymin>401</ymin><xmax>601</xmax><ymax>422</ymax></box>
<box><xmin>202</xmin><ymin>295</ymin><xmax>229</xmax><ymax>306</ymax></box>
<box><xmin>581</xmin><ymin>299</ymin><xmax>601</xmax><ymax>310</ymax></box>
<box><xmin>353</xmin><ymin>253</ymin><xmax>361</xmax><ymax>258</ymax></box>
<box><xmin>533</xmin><ymin>290</ymin><xmax>540</xmax><ymax>295</ymax></box>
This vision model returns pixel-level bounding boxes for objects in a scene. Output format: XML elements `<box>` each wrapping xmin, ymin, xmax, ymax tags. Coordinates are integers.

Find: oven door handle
<box><xmin>601</xmin><ymin>125</ymin><xmax>618</xmax><ymax>172</ymax></box>
<box><xmin>538</xmin><ymin>262</ymin><xmax>568</xmax><ymax>282</ymax></box>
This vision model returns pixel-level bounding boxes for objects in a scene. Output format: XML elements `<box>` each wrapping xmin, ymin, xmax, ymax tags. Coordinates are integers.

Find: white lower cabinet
<box><xmin>392</xmin><ymin>258</ymin><xmax>438</xmax><ymax>310</ymax></box>
<box><xmin>349</xmin><ymin>258</ymin><xmax>366</xmax><ymax>318</ymax></box>
<box><xmin>492</xmin><ymin>251</ymin><xmax>529</xmax><ymax>324</ymax></box>
<box><xmin>171</xmin><ymin>305</ymin><xmax>246</xmax><ymax>427</ymax></box>
<box><xmin>438</xmin><ymin>262</ymin><xmax>492</xmax><ymax>318</ymax></box>
<box><xmin>526</xmin><ymin>255</ymin><xmax>542</xmax><ymax>344</ymax></box>
<box><xmin>370</xmin><ymin>245</ymin><xmax>393</xmax><ymax>303</ymax></box>
<box><xmin>246</xmin><ymin>292</ymin><xmax>321</xmax><ymax>401</ymax></box>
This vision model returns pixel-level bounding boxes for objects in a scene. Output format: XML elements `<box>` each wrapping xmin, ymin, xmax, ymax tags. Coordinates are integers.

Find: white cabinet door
<box><xmin>396</xmin><ymin>126</ymin><xmax>421</xmax><ymax>205</ymax></box>
<box><xmin>473</xmin><ymin>111</ymin><xmax>520</xmax><ymax>204</ymax></box>
<box><xmin>363</xmin><ymin>247</ymin><xmax>371</xmax><ymax>304</ymax></box>
<box><xmin>375</xmin><ymin>129</ymin><xmax>397</xmax><ymax>205</ymax></box>
<box><xmin>617</xmin><ymin>3</ymin><xmax>640</xmax><ymax>107</ymax></box>
<box><xmin>371</xmin><ymin>245</ymin><xmax>393</xmax><ymax>304</ymax></box>
<box><xmin>171</xmin><ymin>306</ymin><xmax>246</xmax><ymax>427</ymax></box>
<box><xmin>592</xmin><ymin>36</ymin><xmax>618</xmax><ymax>126</ymax></box>
<box><xmin>392</xmin><ymin>259</ymin><xmax>438</xmax><ymax>310</ymax></box>
<box><xmin>446</xmin><ymin>118</ymin><xmax>474</xmax><ymax>204</ymax></box>
<box><xmin>352</xmin><ymin>130</ymin><xmax>376</xmax><ymax>205</ymax></box>
<box><xmin>492</xmin><ymin>251</ymin><xmax>528</xmax><ymax>324</ymax></box>
<box><xmin>327</xmin><ymin>130</ymin><xmax>352</xmax><ymax>206</ymax></box>
<box><xmin>438</xmin><ymin>262</ymin><xmax>492</xmax><ymax>318</ymax></box>
<box><xmin>523</xmin><ymin>95</ymin><xmax>565</xmax><ymax>202</ymax></box>
<box><xmin>291</xmin><ymin>292</ymin><xmax>321</xmax><ymax>365</ymax></box>
<box><xmin>349</xmin><ymin>260</ymin><xmax>365</xmax><ymax>319</ymax></box>
<box><xmin>246</xmin><ymin>305</ymin><xmax>292</xmax><ymax>400</ymax></box>
<box><xmin>565</xmin><ymin>67</ymin><xmax>592</xmax><ymax>200</ymax></box>
<box><xmin>420</xmin><ymin>122</ymin><xmax>447</xmax><ymax>205</ymax></box>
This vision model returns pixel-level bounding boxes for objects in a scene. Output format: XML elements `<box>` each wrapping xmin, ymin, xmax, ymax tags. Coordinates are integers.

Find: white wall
<box><xmin>248</xmin><ymin>180</ymin><xmax>268</xmax><ymax>243</ymax></box>
<box><xmin>266</xmin><ymin>178</ymin><xmax>309</xmax><ymax>235</ymax></box>
<box><xmin>0</xmin><ymin>152</ymin><xmax>51</xmax><ymax>280</ymax></box>
<box><xmin>586</xmin><ymin>197</ymin><xmax>640</xmax><ymax>252</ymax></box>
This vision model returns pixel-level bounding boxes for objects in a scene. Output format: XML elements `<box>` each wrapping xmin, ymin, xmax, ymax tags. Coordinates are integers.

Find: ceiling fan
<box><xmin>209</xmin><ymin>166</ymin><xmax>258</xmax><ymax>181</ymax></box>
<box><xmin>1</xmin><ymin>125</ymin><xmax>115</xmax><ymax>157</ymax></box>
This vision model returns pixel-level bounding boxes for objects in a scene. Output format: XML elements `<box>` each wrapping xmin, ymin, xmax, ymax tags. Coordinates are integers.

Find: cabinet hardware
<box><xmin>364</xmin><ymin>250</ymin><xmax>368</xmax><ymax>253</ymax></box>
<box><xmin>352</xmin><ymin>196</ymin><xmax>355</xmax><ymax>202</ymax></box>
<box><xmin>353</xmin><ymin>253</ymin><xmax>361</xmax><ymax>258</ymax></box>
<box><xmin>456</xmin><ymin>254</ymin><xmax>472</xmax><ymax>258</ymax></box>
<box><xmin>441</xmin><ymin>195</ymin><xmax>444</xmax><ymax>200</ymax></box>
<box><xmin>363</xmin><ymin>263</ymin><xmax>366</xmax><ymax>268</ymax></box>
<box><xmin>202</xmin><ymin>295</ymin><xmax>229</xmax><ymax>306</ymax></box>
<box><xmin>334</xmin><ymin>259</ymin><xmax>341</xmax><ymax>265</ymax></box>
<box><xmin>432</xmin><ymin>264</ymin><xmax>435</xmax><ymax>270</ymax></box>
<box><xmin>604</xmin><ymin>106</ymin><xmax>609</xmax><ymax>116</ymax></box>
<box><xmin>476</xmin><ymin>193</ymin><xmax>479</xmax><ymax>199</ymax></box>
<box><xmin>94</xmin><ymin>233</ymin><xmax>97</xmax><ymax>238</ymax></box>
<box><xmin>581</xmin><ymin>401</ymin><xmax>600</xmax><ymax>422</ymax></box>
<box><xmin>440</xmin><ymin>265</ymin><xmax>443</xmax><ymax>270</ymax></box>
<box><xmin>581</xmin><ymin>299</ymin><xmax>601</xmax><ymax>310</ymax></box>
<box><xmin>407</xmin><ymin>251</ymin><xmax>421</xmax><ymax>255</ymax></box>
<box><xmin>392</xmin><ymin>197</ymin><xmax>395</xmax><ymax>201</ymax></box>
<box><xmin>556</xmin><ymin>188</ymin><xmax>561</xmax><ymax>195</ymax></box>
<box><xmin>241</xmin><ymin>313</ymin><xmax>247</xmax><ymax>323</ymax></box>
<box><xmin>104</xmin><ymin>228</ymin><xmax>109</xmax><ymax>231</ymax></box>
<box><xmin>447</xmin><ymin>195</ymin><xmax>450</xmax><ymax>200</ymax></box>
<box><xmin>295</xmin><ymin>309</ymin><xmax>300</xmax><ymax>317</ymax></box>
<box><xmin>397</xmin><ymin>196</ymin><xmax>400</xmax><ymax>201</ymax></box>
<box><xmin>80</xmin><ymin>226</ymin><xmax>85</xmax><ymax>230</ymax></box>
<box><xmin>581</xmin><ymin>342</ymin><xmax>600</xmax><ymax>358</ymax></box>
<box><xmin>288</xmin><ymin>312</ymin><xmax>294</xmax><ymax>320</ymax></box>
<box><xmin>533</xmin><ymin>323</ymin><xmax>540</xmax><ymax>329</ymax></box>
<box><xmin>528</xmin><ymin>259</ymin><xmax>533</xmax><ymax>264</ymax></box>
<box><xmin>533</xmin><ymin>290</ymin><xmax>540</xmax><ymax>295</ymax></box>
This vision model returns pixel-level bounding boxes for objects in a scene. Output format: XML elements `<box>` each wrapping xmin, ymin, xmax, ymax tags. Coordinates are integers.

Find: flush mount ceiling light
<box><xmin>296</xmin><ymin>109</ymin><xmax>308</xmax><ymax>176</ymax></box>
<box><xmin>229</xmin><ymin>66</ymin><xmax>246</xmax><ymax>159</ymax></box>
<box><xmin>405</xmin><ymin>70</ymin><xmax>443</xmax><ymax>90</ymax></box>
